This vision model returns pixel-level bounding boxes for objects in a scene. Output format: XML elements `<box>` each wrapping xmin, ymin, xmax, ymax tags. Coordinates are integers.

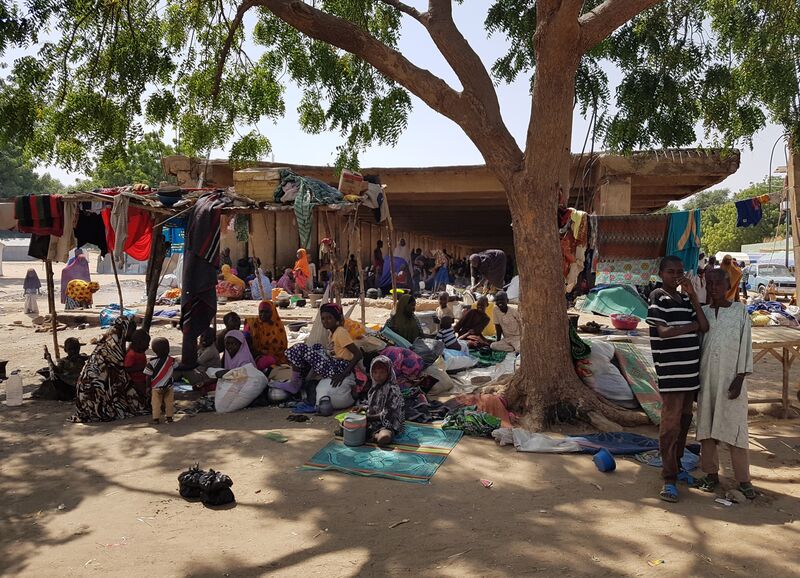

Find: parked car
<box><xmin>745</xmin><ymin>263</ymin><xmax>796</xmax><ymax>299</ymax></box>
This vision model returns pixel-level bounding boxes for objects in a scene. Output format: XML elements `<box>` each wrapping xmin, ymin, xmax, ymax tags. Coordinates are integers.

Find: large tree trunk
<box><xmin>499</xmin><ymin>2</ymin><xmax>649</xmax><ymax>429</ymax></box>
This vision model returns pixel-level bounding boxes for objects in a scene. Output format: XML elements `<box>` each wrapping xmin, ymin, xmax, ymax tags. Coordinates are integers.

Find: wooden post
<box><xmin>44</xmin><ymin>260</ymin><xmax>60</xmax><ymax>360</ymax></box>
<box><xmin>789</xmin><ymin>141</ymin><xmax>800</xmax><ymax>300</ymax></box>
<box><xmin>248</xmin><ymin>215</ymin><xmax>267</xmax><ymax>301</ymax></box>
<box><xmin>322</xmin><ymin>210</ymin><xmax>342</xmax><ymax>305</ymax></box>
<box><xmin>142</xmin><ymin>224</ymin><xmax>167</xmax><ymax>333</ymax></box>
<box><xmin>109</xmin><ymin>253</ymin><xmax>125</xmax><ymax>311</ymax></box>
<box><xmin>382</xmin><ymin>190</ymin><xmax>398</xmax><ymax>305</ymax></box>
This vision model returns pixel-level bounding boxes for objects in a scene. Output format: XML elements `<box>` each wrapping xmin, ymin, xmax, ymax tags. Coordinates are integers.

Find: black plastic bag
<box><xmin>178</xmin><ymin>464</ymin><xmax>205</xmax><ymax>500</ymax></box>
<box><xmin>198</xmin><ymin>469</ymin><xmax>235</xmax><ymax>506</ymax></box>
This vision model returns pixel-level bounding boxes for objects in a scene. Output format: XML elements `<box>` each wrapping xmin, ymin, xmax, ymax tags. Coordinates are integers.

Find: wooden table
<box><xmin>751</xmin><ymin>326</ymin><xmax>800</xmax><ymax>418</ymax></box>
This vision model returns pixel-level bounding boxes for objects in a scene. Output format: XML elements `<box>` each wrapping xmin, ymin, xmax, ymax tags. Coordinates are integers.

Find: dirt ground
<box><xmin>1</xmin><ymin>259</ymin><xmax>800</xmax><ymax>577</ymax></box>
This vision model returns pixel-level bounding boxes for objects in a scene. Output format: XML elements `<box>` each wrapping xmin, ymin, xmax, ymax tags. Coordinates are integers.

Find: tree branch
<box><xmin>424</xmin><ymin>0</ymin><xmax>522</xmax><ymax>169</ymax></box>
<box><xmin>213</xmin><ymin>0</ymin><xmax>257</xmax><ymax>102</ymax></box>
<box><xmin>376</xmin><ymin>0</ymin><xmax>426</xmax><ymax>24</ymax></box>
<box><xmin>578</xmin><ymin>0</ymin><xmax>665</xmax><ymax>54</ymax></box>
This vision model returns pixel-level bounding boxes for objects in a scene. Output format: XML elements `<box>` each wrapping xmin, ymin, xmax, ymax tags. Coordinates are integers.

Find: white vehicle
<box><xmin>714</xmin><ymin>251</ymin><xmax>750</xmax><ymax>267</ymax></box>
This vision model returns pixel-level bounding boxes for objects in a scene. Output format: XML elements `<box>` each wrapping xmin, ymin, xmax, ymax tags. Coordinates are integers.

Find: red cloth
<box><xmin>124</xmin><ymin>349</ymin><xmax>147</xmax><ymax>386</ymax></box>
<box><xmin>101</xmin><ymin>207</ymin><xmax>153</xmax><ymax>261</ymax></box>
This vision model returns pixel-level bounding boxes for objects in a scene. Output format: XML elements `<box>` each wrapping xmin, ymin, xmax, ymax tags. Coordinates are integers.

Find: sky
<box><xmin>11</xmin><ymin>3</ymin><xmax>790</xmax><ymax>193</ymax></box>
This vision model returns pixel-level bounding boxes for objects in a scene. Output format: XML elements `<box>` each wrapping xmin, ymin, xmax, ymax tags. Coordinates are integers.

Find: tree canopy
<box><xmin>1</xmin><ymin>0</ymin><xmax>794</xmax><ymax>173</ymax></box>
<box><xmin>0</xmin><ymin>142</ymin><xmax>65</xmax><ymax>199</ymax></box>
<box><xmin>74</xmin><ymin>132</ymin><xmax>176</xmax><ymax>189</ymax></box>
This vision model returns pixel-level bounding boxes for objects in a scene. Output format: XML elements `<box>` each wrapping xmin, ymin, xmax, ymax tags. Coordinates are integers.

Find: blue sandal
<box><xmin>660</xmin><ymin>484</ymin><xmax>679</xmax><ymax>503</ymax></box>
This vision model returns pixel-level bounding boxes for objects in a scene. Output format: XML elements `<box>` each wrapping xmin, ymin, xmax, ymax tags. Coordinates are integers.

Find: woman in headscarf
<box><xmin>364</xmin><ymin>355</ymin><xmax>405</xmax><ymax>446</ymax></box>
<box><xmin>454</xmin><ymin>296</ymin><xmax>491</xmax><ymax>348</ymax></box>
<box><xmin>214</xmin><ymin>330</ymin><xmax>256</xmax><ymax>376</ymax></box>
<box><xmin>60</xmin><ymin>248</ymin><xmax>91</xmax><ymax>304</ymax></box>
<box><xmin>293</xmin><ymin>248</ymin><xmax>311</xmax><ymax>296</ymax></box>
<box><xmin>720</xmin><ymin>255</ymin><xmax>742</xmax><ymax>301</ymax></box>
<box><xmin>72</xmin><ymin>317</ymin><xmax>148</xmax><ymax>422</ymax></box>
<box><xmin>216</xmin><ymin>264</ymin><xmax>245</xmax><ymax>300</ymax></box>
<box><xmin>65</xmin><ymin>280</ymin><xmax>100</xmax><ymax>310</ymax></box>
<box><xmin>248</xmin><ymin>267</ymin><xmax>273</xmax><ymax>300</ymax></box>
<box><xmin>285</xmin><ymin>303</ymin><xmax>363</xmax><ymax>393</ymax></box>
<box><xmin>385</xmin><ymin>294</ymin><xmax>424</xmax><ymax>343</ymax></box>
<box><xmin>275</xmin><ymin>268</ymin><xmax>295</xmax><ymax>293</ymax></box>
<box><xmin>244</xmin><ymin>300</ymin><xmax>288</xmax><ymax>371</ymax></box>
<box><xmin>23</xmin><ymin>268</ymin><xmax>41</xmax><ymax>314</ymax></box>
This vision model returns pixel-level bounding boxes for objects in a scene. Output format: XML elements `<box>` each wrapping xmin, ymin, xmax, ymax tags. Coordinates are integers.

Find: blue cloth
<box><xmin>377</xmin><ymin>256</ymin><xmax>409</xmax><ymax>289</ymax></box>
<box><xmin>567</xmin><ymin>432</ymin><xmax>701</xmax><ymax>455</ymax></box>
<box><xmin>667</xmin><ymin>209</ymin><xmax>701</xmax><ymax>274</ymax></box>
<box><xmin>634</xmin><ymin>448</ymin><xmax>700</xmax><ymax>471</ymax></box>
<box><xmin>735</xmin><ymin>198</ymin><xmax>763</xmax><ymax>227</ymax></box>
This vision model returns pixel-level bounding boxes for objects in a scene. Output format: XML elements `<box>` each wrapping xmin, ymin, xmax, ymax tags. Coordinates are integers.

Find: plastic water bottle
<box><xmin>5</xmin><ymin>371</ymin><xmax>23</xmax><ymax>406</ymax></box>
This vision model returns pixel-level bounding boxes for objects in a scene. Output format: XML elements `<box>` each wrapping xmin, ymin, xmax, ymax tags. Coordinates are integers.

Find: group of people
<box><xmin>648</xmin><ymin>255</ymin><xmax>755</xmax><ymax>503</ymax></box>
<box><xmin>214</xmin><ymin>247</ymin><xmax>315</xmax><ymax>301</ymax></box>
<box><xmin>689</xmin><ymin>253</ymin><xmax>766</xmax><ymax>305</ymax></box>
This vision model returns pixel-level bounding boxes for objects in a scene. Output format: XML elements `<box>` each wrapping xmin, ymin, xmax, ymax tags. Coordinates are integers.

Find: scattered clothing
<box><xmin>380</xmin><ymin>346</ymin><xmax>425</xmax><ymax>390</ymax></box>
<box><xmin>14</xmin><ymin>195</ymin><xmax>64</xmax><ymax>236</ymax></box>
<box><xmin>442</xmin><ymin>405</ymin><xmax>501</xmax><ymax>437</ymax></box>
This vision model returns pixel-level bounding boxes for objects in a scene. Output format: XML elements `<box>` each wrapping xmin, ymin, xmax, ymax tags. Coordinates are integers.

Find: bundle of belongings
<box><xmin>748</xmin><ymin>300</ymin><xmax>800</xmax><ymax>327</ymax></box>
<box><xmin>178</xmin><ymin>464</ymin><xmax>235</xmax><ymax>507</ymax></box>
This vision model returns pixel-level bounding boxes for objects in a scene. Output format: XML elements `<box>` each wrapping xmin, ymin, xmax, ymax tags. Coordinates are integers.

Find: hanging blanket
<box><xmin>274</xmin><ymin>169</ymin><xmax>344</xmax><ymax>249</ymax></box>
<box><xmin>666</xmin><ymin>209</ymin><xmax>701</xmax><ymax>274</ymax></box>
<box><xmin>595</xmin><ymin>214</ymin><xmax>668</xmax><ymax>261</ymax></box>
<box><xmin>14</xmin><ymin>195</ymin><xmax>64</xmax><ymax>236</ymax></box>
<box><xmin>612</xmin><ymin>342</ymin><xmax>662</xmax><ymax>425</ymax></box>
<box><xmin>594</xmin><ymin>258</ymin><xmax>660</xmax><ymax>286</ymax></box>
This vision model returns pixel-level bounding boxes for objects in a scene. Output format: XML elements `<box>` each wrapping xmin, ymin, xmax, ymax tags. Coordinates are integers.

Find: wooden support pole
<box><xmin>110</xmin><ymin>254</ymin><xmax>125</xmax><ymax>311</ymax></box>
<box><xmin>355</xmin><ymin>222</ymin><xmax>366</xmax><ymax>326</ymax></box>
<box><xmin>248</xmin><ymin>215</ymin><xmax>267</xmax><ymax>301</ymax></box>
<box><xmin>45</xmin><ymin>260</ymin><xmax>60</xmax><ymax>360</ymax></box>
<box><xmin>142</xmin><ymin>224</ymin><xmax>167</xmax><ymax>333</ymax></box>
<box><xmin>384</xmin><ymin>195</ymin><xmax>398</xmax><ymax>305</ymax></box>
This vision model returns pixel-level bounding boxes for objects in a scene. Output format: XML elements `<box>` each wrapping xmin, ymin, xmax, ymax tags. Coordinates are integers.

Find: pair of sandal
<box><xmin>694</xmin><ymin>476</ymin><xmax>757</xmax><ymax>500</ymax></box>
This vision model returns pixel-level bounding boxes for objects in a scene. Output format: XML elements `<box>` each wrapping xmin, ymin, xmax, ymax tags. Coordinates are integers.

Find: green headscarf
<box><xmin>387</xmin><ymin>294</ymin><xmax>423</xmax><ymax>343</ymax></box>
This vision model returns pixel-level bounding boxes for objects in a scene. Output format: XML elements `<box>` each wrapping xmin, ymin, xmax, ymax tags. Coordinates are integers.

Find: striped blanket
<box><xmin>613</xmin><ymin>342</ymin><xmax>662</xmax><ymax>424</ymax></box>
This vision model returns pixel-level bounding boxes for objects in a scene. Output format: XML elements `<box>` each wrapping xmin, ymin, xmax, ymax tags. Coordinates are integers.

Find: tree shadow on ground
<box><xmin>1</xmin><ymin>400</ymin><xmax>799</xmax><ymax>577</ymax></box>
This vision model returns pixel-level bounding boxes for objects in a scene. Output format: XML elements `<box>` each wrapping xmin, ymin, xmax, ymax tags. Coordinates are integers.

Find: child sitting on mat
<box><xmin>365</xmin><ymin>355</ymin><xmax>405</xmax><ymax>446</ymax></box>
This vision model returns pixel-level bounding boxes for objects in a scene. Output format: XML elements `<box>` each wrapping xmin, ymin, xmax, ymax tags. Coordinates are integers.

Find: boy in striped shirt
<box><xmin>647</xmin><ymin>256</ymin><xmax>709</xmax><ymax>503</ymax></box>
<box><xmin>145</xmin><ymin>337</ymin><xmax>176</xmax><ymax>424</ymax></box>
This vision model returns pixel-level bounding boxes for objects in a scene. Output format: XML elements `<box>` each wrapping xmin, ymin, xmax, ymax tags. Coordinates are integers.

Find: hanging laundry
<box><xmin>110</xmin><ymin>194</ymin><xmax>131</xmax><ymax>266</ymax></box>
<box><xmin>180</xmin><ymin>191</ymin><xmax>231</xmax><ymax>364</ymax></box>
<box><xmin>735</xmin><ymin>198</ymin><xmax>763</xmax><ymax>227</ymax></box>
<box><xmin>595</xmin><ymin>214</ymin><xmax>669</xmax><ymax>261</ymax></box>
<box><xmin>14</xmin><ymin>195</ymin><xmax>64</xmax><ymax>236</ymax></box>
<box><xmin>666</xmin><ymin>209</ymin><xmax>701</xmax><ymax>274</ymax></box>
<box><xmin>363</xmin><ymin>182</ymin><xmax>388</xmax><ymax>223</ymax></box>
<box><xmin>273</xmin><ymin>169</ymin><xmax>344</xmax><ymax>249</ymax></box>
<box><xmin>74</xmin><ymin>210</ymin><xmax>108</xmax><ymax>255</ymax></box>
<box><xmin>595</xmin><ymin>259</ymin><xmax>661</xmax><ymax>286</ymax></box>
<box><xmin>101</xmin><ymin>206</ymin><xmax>154</xmax><ymax>262</ymax></box>
<box><xmin>47</xmin><ymin>201</ymin><xmax>78</xmax><ymax>263</ymax></box>
<box><xmin>234</xmin><ymin>214</ymin><xmax>249</xmax><ymax>243</ymax></box>
<box><xmin>27</xmin><ymin>233</ymin><xmax>51</xmax><ymax>261</ymax></box>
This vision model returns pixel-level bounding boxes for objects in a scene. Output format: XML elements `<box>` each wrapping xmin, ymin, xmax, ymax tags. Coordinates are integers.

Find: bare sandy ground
<box><xmin>1</xmin><ymin>260</ymin><xmax>799</xmax><ymax>577</ymax></box>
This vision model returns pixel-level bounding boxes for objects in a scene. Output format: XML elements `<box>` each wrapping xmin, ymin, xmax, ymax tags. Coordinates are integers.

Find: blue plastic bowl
<box><xmin>592</xmin><ymin>448</ymin><xmax>617</xmax><ymax>472</ymax></box>
<box><xmin>158</xmin><ymin>194</ymin><xmax>181</xmax><ymax>207</ymax></box>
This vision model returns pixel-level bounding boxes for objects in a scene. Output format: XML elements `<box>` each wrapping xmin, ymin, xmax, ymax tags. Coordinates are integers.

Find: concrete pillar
<box><xmin>595</xmin><ymin>176</ymin><xmax>632</xmax><ymax>215</ymax></box>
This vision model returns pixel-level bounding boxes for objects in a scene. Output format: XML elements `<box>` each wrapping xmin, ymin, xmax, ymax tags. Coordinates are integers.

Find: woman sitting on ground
<box><xmin>363</xmin><ymin>355</ymin><xmax>405</xmax><ymax>446</ymax></box>
<box><xmin>454</xmin><ymin>296</ymin><xmax>491</xmax><ymax>349</ymax></box>
<box><xmin>216</xmin><ymin>264</ymin><xmax>245</xmax><ymax>300</ymax></box>
<box><xmin>285</xmin><ymin>303</ymin><xmax>363</xmax><ymax>393</ymax></box>
<box><xmin>216</xmin><ymin>311</ymin><xmax>242</xmax><ymax>354</ymax></box>
<box><xmin>385</xmin><ymin>294</ymin><xmax>424</xmax><ymax>343</ymax></box>
<box><xmin>275</xmin><ymin>268</ymin><xmax>295</xmax><ymax>294</ymax></box>
<box><xmin>215</xmin><ymin>330</ymin><xmax>257</xmax><ymax>377</ymax></box>
<box><xmin>244</xmin><ymin>300</ymin><xmax>288</xmax><ymax>372</ymax></box>
<box><xmin>72</xmin><ymin>317</ymin><xmax>148</xmax><ymax>422</ymax></box>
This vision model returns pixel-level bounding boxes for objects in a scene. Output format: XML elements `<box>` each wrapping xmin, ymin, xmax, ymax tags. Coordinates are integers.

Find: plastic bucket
<box><xmin>592</xmin><ymin>448</ymin><xmax>616</xmax><ymax>472</ymax></box>
<box><xmin>343</xmin><ymin>413</ymin><xmax>367</xmax><ymax>447</ymax></box>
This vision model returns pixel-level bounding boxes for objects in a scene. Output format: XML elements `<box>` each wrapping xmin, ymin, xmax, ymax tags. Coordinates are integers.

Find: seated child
<box><xmin>365</xmin><ymin>355</ymin><xmax>405</xmax><ymax>446</ymax></box>
<box><xmin>766</xmin><ymin>280</ymin><xmax>777</xmax><ymax>301</ymax></box>
<box><xmin>145</xmin><ymin>337</ymin><xmax>176</xmax><ymax>424</ymax></box>
<box><xmin>436</xmin><ymin>316</ymin><xmax>462</xmax><ymax>351</ymax></box>
<box><xmin>34</xmin><ymin>338</ymin><xmax>87</xmax><ymax>401</ymax></box>
<box><xmin>125</xmin><ymin>330</ymin><xmax>151</xmax><ymax>400</ymax></box>
<box><xmin>434</xmin><ymin>291</ymin><xmax>455</xmax><ymax>331</ymax></box>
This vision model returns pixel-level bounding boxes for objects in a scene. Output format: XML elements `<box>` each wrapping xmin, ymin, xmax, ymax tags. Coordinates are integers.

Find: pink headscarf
<box><xmin>222</xmin><ymin>330</ymin><xmax>256</xmax><ymax>370</ymax></box>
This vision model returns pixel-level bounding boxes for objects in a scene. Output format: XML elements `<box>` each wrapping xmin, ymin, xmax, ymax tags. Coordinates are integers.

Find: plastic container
<box><xmin>342</xmin><ymin>413</ymin><xmax>367</xmax><ymax>447</ymax></box>
<box><xmin>610</xmin><ymin>314</ymin><xmax>640</xmax><ymax>331</ymax></box>
<box><xmin>5</xmin><ymin>371</ymin><xmax>23</xmax><ymax>406</ymax></box>
<box><xmin>592</xmin><ymin>448</ymin><xmax>616</xmax><ymax>472</ymax></box>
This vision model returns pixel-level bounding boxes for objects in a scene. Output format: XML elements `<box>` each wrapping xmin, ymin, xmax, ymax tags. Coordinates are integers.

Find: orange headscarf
<box><xmin>294</xmin><ymin>248</ymin><xmax>311</xmax><ymax>279</ymax></box>
<box><xmin>720</xmin><ymin>256</ymin><xmax>742</xmax><ymax>301</ymax></box>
